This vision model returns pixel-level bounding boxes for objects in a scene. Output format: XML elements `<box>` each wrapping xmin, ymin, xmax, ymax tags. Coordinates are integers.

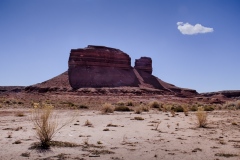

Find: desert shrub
<box><xmin>117</xmin><ymin>101</ymin><xmax>125</xmax><ymax>106</ymax></box>
<box><xmin>170</xmin><ymin>110</ymin><xmax>176</xmax><ymax>117</ymax></box>
<box><xmin>134</xmin><ymin>107</ymin><xmax>142</xmax><ymax>114</ymax></box>
<box><xmin>31</xmin><ymin>103</ymin><xmax>75</xmax><ymax>149</ymax></box>
<box><xmin>203</xmin><ymin>105</ymin><xmax>215</xmax><ymax>111</ymax></box>
<box><xmin>171</xmin><ymin>104</ymin><xmax>184</xmax><ymax>112</ymax></box>
<box><xmin>196</xmin><ymin>107</ymin><xmax>207</xmax><ymax>128</ymax></box>
<box><xmin>126</xmin><ymin>100</ymin><xmax>134</xmax><ymax>106</ymax></box>
<box><xmin>190</xmin><ymin>105</ymin><xmax>198</xmax><ymax>112</ymax></box>
<box><xmin>182</xmin><ymin>105</ymin><xmax>189</xmax><ymax>116</ymax></box>
<box><xmin>134</xmin><ymin>104</ymin><xmax>149</xmax><ymax>114</ymax></box>
<box><xmin>101</xmin><ymin>103</ymin><xmax>114</xmax><ymax>114</ymax></box>
<box><xmin>78</xmin><ymin>104</ymin><xmax>89</xmax><ymax>109</ymax></box>
<box><xmin>114</xmin><ymin>106</ymin><xmax>131</xmax><ymax>112</ymax></box>
<box><xmin>224</xmin><ymin>100</ymin><xmax>240</xmax><ymax>110</ymax></box>
<box><xmin>150</xmin><ymin>101</ymin><xmax>160</xmax><ymax>108</ymax></box>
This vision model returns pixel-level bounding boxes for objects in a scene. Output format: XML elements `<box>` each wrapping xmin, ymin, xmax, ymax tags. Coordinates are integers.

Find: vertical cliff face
<box><xmin>68</xmin><ymin>45</ymin><xmax>139</xmax><ymax>89</ymax></box>
<box><xmin>134</xmin><ymin>57</ymin><xmax>152</xmax><ymax>74</ymax></box>
<box><xmin>69</xmin><ymin>45</ymin><xmax>131</xmax><ymax>69</ymax></box>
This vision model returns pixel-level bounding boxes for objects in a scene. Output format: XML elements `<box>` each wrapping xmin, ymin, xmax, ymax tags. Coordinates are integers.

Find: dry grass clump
<box><xmin>134</xmin><ymin>107</ymin><xmax>142</xmax><ymax>114</ymax></box>
<box><xmin>170</xmin><ymin>110</ymin><xmax>175</xmax><ymax>117</ymax></box>
<box><xmin>223</xmin><ymin>100</ymin><xmax>240</xmax><ymax>110</ymax></box>
<box><xmin>126</xmin><ymin>100</ymin><xmax>134</xmax><ymax>106</ymax></box>
<box><xmin>182</xmin><ymin>105</ymin><xmax>189</xmax><ymax>116</ymax></box>
<box><xmin>114</xmin><ymin>106</ymin><xmax>131</xmax><ymax>112</ymax></box>
<box><xmin>171</xmin><ymin>104</ymin><xmax>184</xmax><ymax>112</ymax></box>
<box><xmin>190</xmin><ymin>105</ymin><xmax>198</xmax><ymax>112</ymax></box>
<box><xmin>135</xmin><ymin>104</ymin><xmax>149</xmax><ymax>113</ymax></box>
<box><xmin>150</xmin><ymin>101</ymin><xmax>160</xmax><ymax>108</ymax></box>
<box><xmin>196</xmin><ymin>107</ymin><xmax>207</xmax><ymax>128</ymax></box>
<box><xmin>101</xmin><ymin>103</ymin><xmax>114</xmax><ymax>114</ymax></box>
<box><xmin>31</xmin><ymin>103</ymin><xmax>75</xmax><ymax>149</ymax></box>
<box><xmin>203</xmin><ymin>105</ymin><xmax>215</xmax><ymax>111</ymax></box>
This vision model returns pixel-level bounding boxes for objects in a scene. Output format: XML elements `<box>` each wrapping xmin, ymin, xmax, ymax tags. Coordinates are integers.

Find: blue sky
<box><xmin>0</xmin><ymin>0</ymin><xmax>239</xmax><ymax>93</ymax></box>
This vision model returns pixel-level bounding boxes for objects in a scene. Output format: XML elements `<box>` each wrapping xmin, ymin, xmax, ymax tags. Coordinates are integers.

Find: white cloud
<box><xmin>177</xmin><ymin>22</ymin><xmax>214</xmax><ymax>35</ymax></box>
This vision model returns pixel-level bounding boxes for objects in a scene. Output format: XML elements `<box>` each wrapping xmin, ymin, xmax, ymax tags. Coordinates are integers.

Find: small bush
<box><xmin>190</xmin><ymin>105</ymin><xmax>198</xmax><ymax>112</ymax></box>
<box><xmin>126</xmin><ymin>100</ymin><xmax>134</xmax><ymax>106</ymax></box>
<box><xmin>170</xmin><ymin>110</ymin><xmax>175</xmax><ymax>117</ymax></box>
<box><xmin>134</xmin><ymin>107</ymin><xmax>142</xmax><ymax>114</ymax></box>
<box><xmin>182</xmin><ymin>105</ymin><xmax>189</xmax><ymax>116</ymax></box>
<box><xmin>171</xmin><ymin>105</ymin><xmax>184</xmax><ymax>112</ymax></box>
<box><xmin>141</xmin><ymin>105</ymin><xmax>149</xmax><ymax>112</ymax></box>
<box><xmin>117</xmin><ymin>101</ymin><xmax>125</xmax><ymax>106</ymax></box>
<box><xmin>31</xmin><ymin>103</ymin><xmax>75</xmax><ymax>149</ymax></box>
<box><xmin>114</xmin><ymin>106</ymin><xmax>131</xmax><ymax>112</ymax></box>
<box><xmin>31</xmin><ymin>104</ymin><xmax>58</xmax><ymax>149</ymax></box>
<box><xmin>150</xmin><ymin>101</ymin><xmax>160</xmax><ymax>108</ymax></box>
<box><xmin>196</xmin><ymin>107</ymin><xmax>207</xmax><ymax>128</ymax></box>
<box><xmin>203</xmin><ymin>105</ymin><xmax>215</xmax><ymax>111</ymax></box>
<box><xmin>101</xmin><ymin>103</ymin><xmax>114</xmax><ymax>114</ymax></box>
<box><xmin>78</xmin><ymin>105</ymin><xmax>89</xmax><ymax>109</ymax></box>
<box><xmin>224</xmin><ymin>100</ymin><xmax>240</xmax><ymax>110</ymax></box>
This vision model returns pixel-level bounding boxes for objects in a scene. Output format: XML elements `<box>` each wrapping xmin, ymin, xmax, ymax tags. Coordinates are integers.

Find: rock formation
<box><xmin>68</xmin><ymin>45</ymin><xmax>139</xmax><ymax>89</ymax></box>
<box><xmin>68</xmin><ymin>45</ymin><xmax>197</xmax><ymax>96</ymax></box>
<box><xmin>134</xmin><ymin>57</ymin><xmax>152</xmax><ymax>74</ymax></box>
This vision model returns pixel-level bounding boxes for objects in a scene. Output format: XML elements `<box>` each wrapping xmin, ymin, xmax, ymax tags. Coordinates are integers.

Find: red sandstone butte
<box><xmin>68</xmin><ymin>45</ymin><xmax>197</xmax><ymax>96</ymax></box>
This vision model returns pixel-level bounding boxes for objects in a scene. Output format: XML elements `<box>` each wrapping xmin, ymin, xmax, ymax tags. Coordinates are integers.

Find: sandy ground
<box><xmin>0</xmin><ymin>108</ymin><xmax>240</xmax><ymax>160</ymax></box>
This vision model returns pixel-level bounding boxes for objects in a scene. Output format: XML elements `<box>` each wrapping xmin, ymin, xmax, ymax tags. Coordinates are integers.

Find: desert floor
<box><xmin>0</xmin><ymin>108</ymin><xmax>240</xmax><ymax>160</ymax></box>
